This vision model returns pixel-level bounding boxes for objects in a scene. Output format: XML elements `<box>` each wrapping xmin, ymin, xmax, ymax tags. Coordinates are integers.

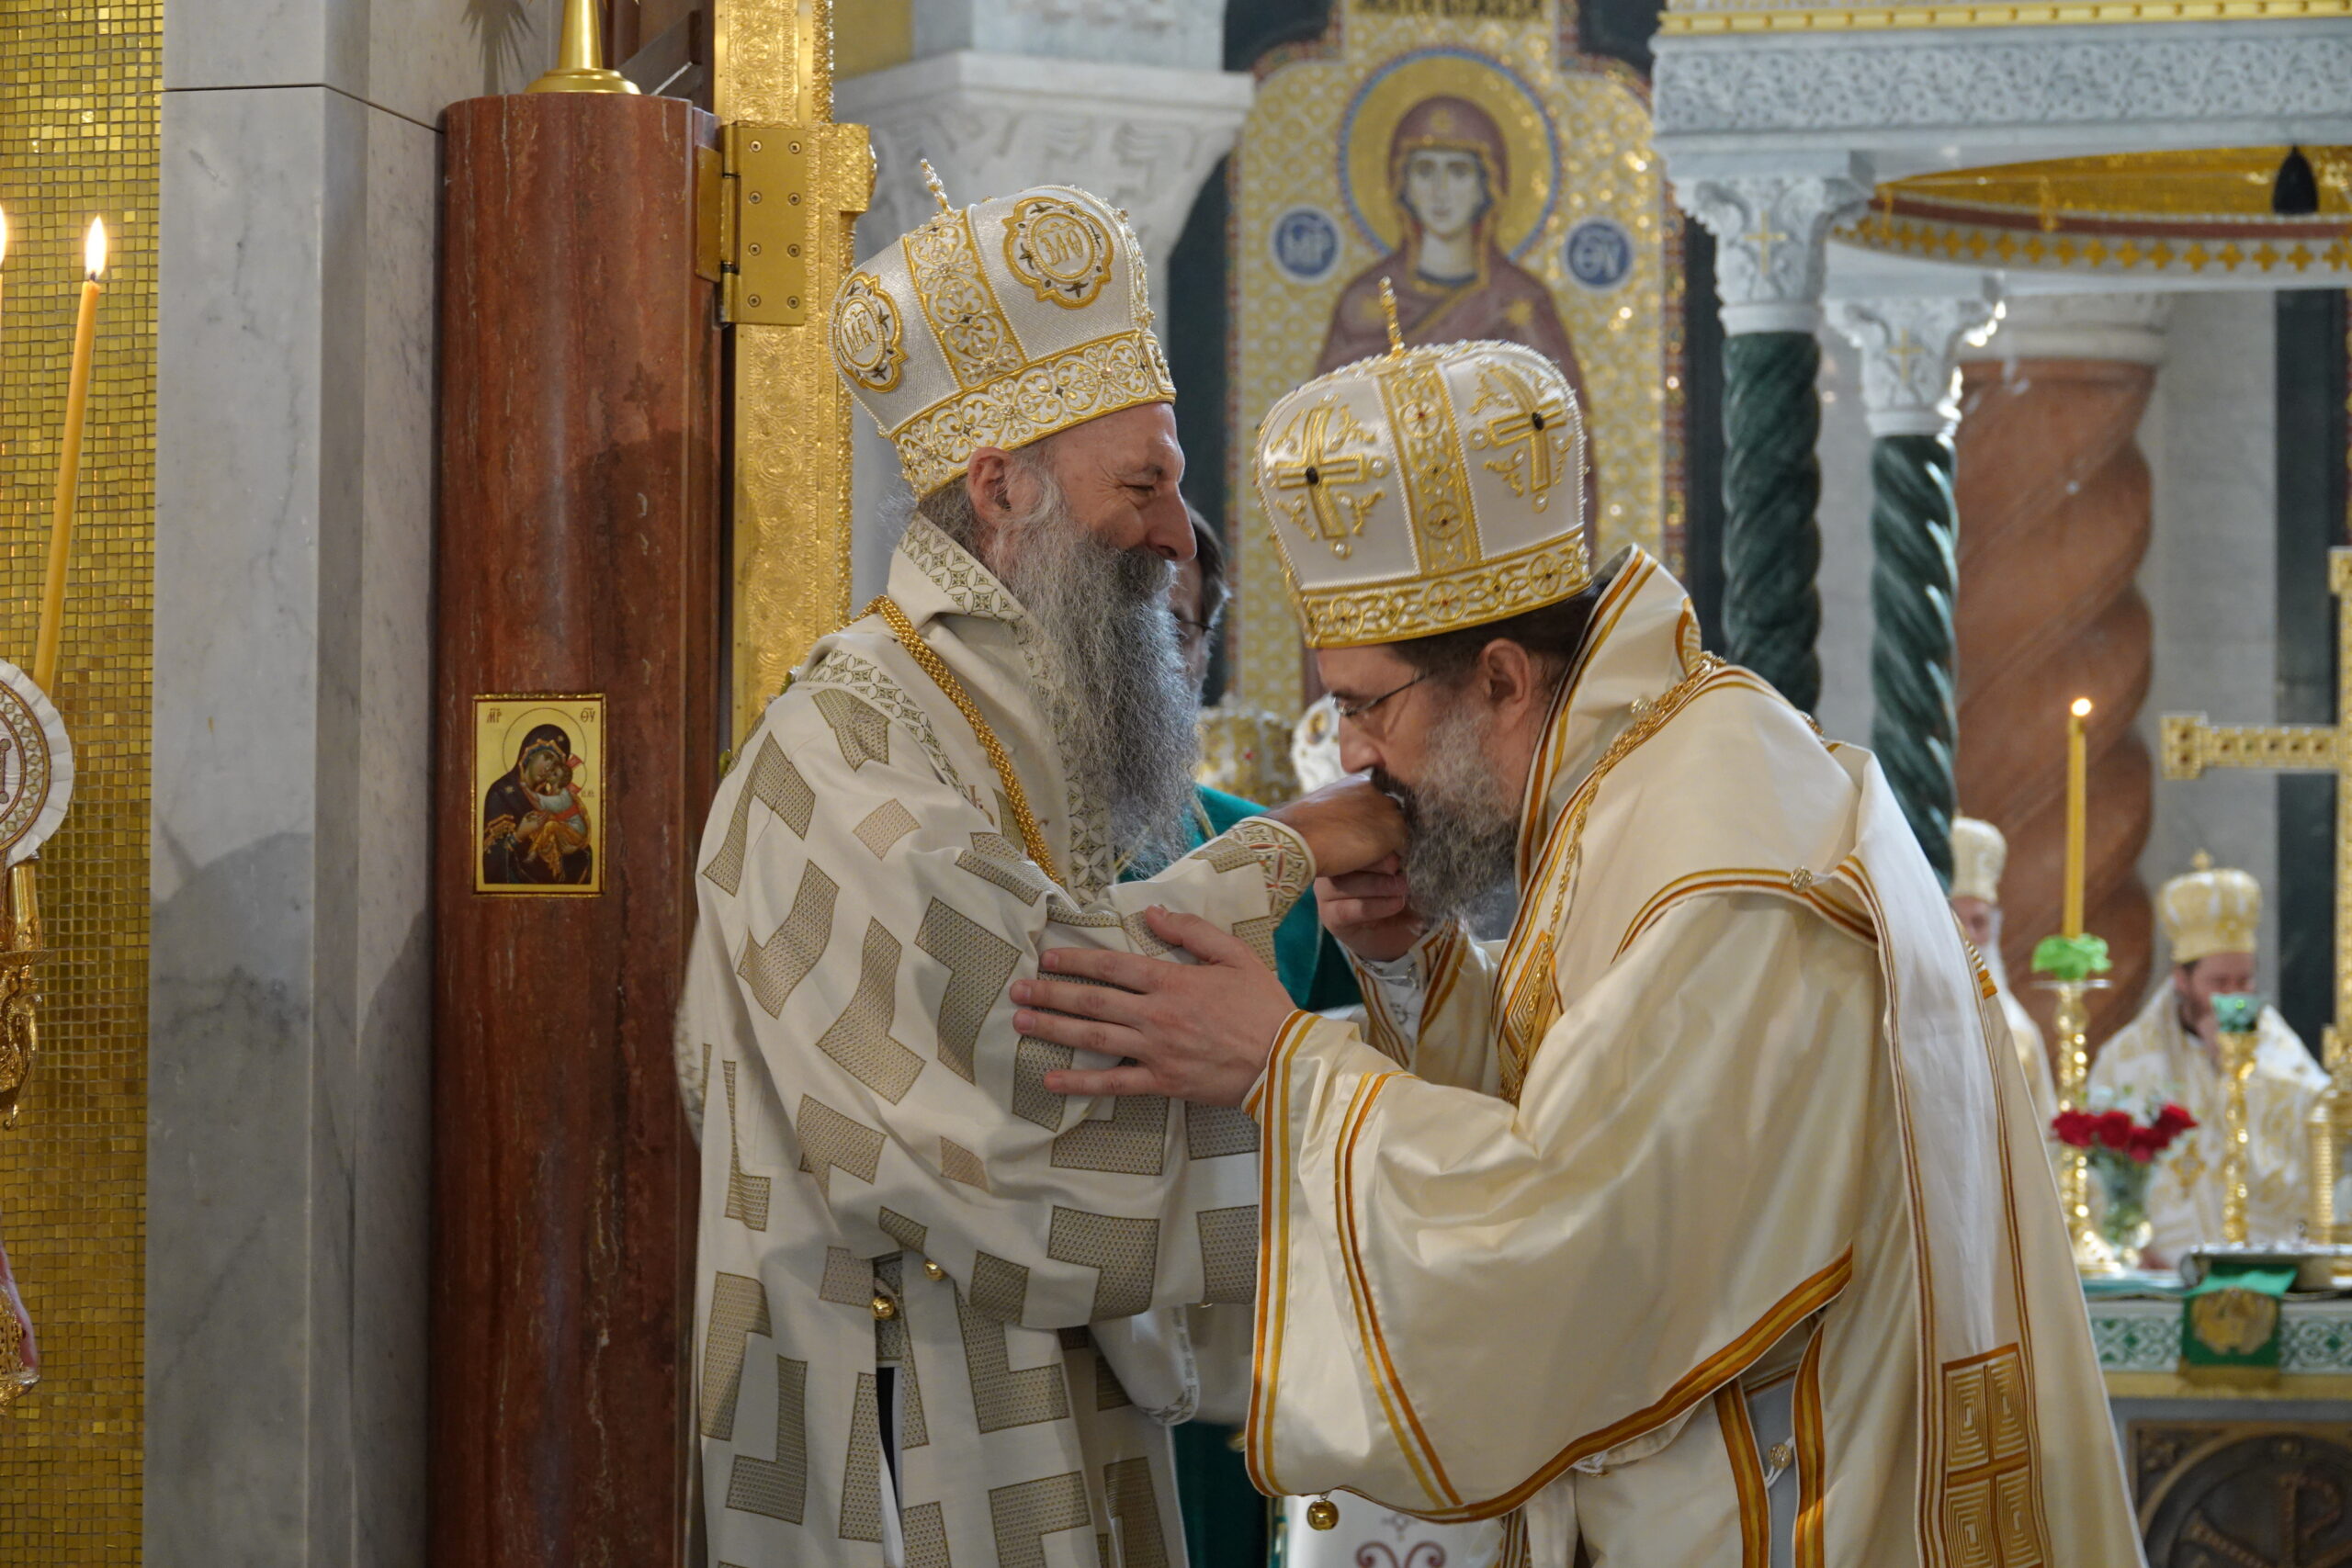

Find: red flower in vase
<box><xmin>2049</xmin><ymin>1101</ymin><xmax>2196</xmax><ymax>1162</ymax></box>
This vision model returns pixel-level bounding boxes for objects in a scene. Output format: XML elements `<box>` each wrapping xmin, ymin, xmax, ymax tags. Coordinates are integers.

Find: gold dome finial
<box><xmin>921</xmin><ymin>160</ymin><xmax>952</xmax><ymax>214</ymax></box>
<box><xmin>1380</xmin><ymin>276</ymin><xmax>1404</xmax><ymax>355</ymax></box>
<box><xmin>2193</xmin><ymin>850</ymin><xmax>2214</xmax><ymax>872</ymax></box>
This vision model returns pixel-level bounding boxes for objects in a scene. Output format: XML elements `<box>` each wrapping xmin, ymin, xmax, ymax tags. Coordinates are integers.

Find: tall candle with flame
<box><xmin>2063</xmin><ymin>696</ymin><xmax>2091</xmax><ymax>938</ymax></box>
<box><xmin>35</xmin><ymin>218</ymin><xmax>104</xmax><ymax>694</ymax></box>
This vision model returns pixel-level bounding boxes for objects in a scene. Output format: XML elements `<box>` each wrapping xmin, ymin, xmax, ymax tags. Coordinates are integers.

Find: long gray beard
<box><xmin>989</xmin><ymin>479</ymin><xmax>1198</xmax><ymax>870</ymax></box>
<box><xmin>1388</xmin><ymin>697</ymin><xmax>1519</xmax><ymax>928</ymax></box>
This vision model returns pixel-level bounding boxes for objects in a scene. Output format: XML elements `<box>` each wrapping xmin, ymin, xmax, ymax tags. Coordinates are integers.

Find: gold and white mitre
<box><xmin>1253</xmin><ymin>335</ymin><xmax>1589</xmax><ymax>647</ymax></box>
<box><xmin>2159</xmin><ymin>851</ymin><xmax>2261</xmax><ymax>963</ymax></box>
<box><xmin>829</xmin><ymin>174</ymin><xmax>1174</xmax><ymax>499</ymax></box>
<box><xmin>1950</xmin><ymin>815</ymin><xmax>2006</xmax><ymax>904</ymax></box>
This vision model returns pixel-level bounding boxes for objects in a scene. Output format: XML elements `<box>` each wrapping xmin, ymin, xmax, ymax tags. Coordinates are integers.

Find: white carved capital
<box><xmin>836</xmin><ymin>51</ymin><xmax>1255</xmax><ymax>321</ymax></box>
<box><xmin>1956</xmin><ymin>291</ymin><xmax>2171</xmax><ymax>366</ymax></box>
<box><xmin>1676</xmin><ymin>172</ymin><xmax>1871</xmax><ymax>334</ymax></box>
<box><xmin>1826</xmin><ymin>288</ymin><xmax>1999</xmax><ymax>438</ymax></box>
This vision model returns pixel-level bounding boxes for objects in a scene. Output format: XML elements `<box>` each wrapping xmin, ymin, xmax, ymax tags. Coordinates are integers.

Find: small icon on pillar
<box><xmin>474</xmin><ymin>694</ymin><xmax>605</xmax><ymax>895</ymax></box>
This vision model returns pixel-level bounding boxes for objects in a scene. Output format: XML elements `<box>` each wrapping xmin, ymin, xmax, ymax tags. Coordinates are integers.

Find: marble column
<box><xmin>152</xmin><ymin>2</ymin><xmax>560</xmax><ymax>1564</ymax></box>
<box><xmin>1954</xmin><ymin>294</ymin><xmax>2166</xmax><ymax>1046</ymax></box>
<box><xmin>1826</xmin><ymin>289</ymin><xmax>1999</xmax><ymax>884</ymax></box>
<box><xmin>835</xmin><ymin>50</ymin><xmax>1253</xmax><ymax>595</ymax></box>
<box><xmin>1677</xmin><ymin>164</ymin><xmax>1871</xmax><ymax>713</ymax></box>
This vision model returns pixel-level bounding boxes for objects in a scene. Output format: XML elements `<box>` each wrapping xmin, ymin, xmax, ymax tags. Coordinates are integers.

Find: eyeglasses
<box><xmin>1331</xmin><ymin>671</ymin><xmax>1431</xmax><ymax>726</ymax></box>
<box><xmin>1172</xmin><ymin>616</ymin><xmax>1215</xmax><ymax>641</ymax></box>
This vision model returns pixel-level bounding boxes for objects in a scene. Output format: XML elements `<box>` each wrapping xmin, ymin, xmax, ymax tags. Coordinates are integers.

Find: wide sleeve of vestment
<box><xmin>1243</xmin><ymin>893</ymin><xmax>1877</xmax><ymax>1519</ymax></box>
<box><xmin>683</xmin><ymin>696</ymin><xmax>1314</xmax><ymax>1334</ymax></box>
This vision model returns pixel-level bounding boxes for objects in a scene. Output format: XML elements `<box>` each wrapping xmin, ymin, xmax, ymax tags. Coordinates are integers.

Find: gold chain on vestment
<box><xmin>867</xmin><ymin>594</ymin><xmax>1063</xmax><ymax>886</ymax></box>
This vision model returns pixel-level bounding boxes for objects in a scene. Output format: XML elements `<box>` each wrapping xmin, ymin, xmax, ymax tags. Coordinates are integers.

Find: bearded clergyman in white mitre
<box><xmin>1012</xmin><ymin>335</ymin><xmax>2143</xmax><ymax>1562</ymax></box>
<box><xmin>1950</xmin><ymin>816</ymin><xmax>2059</xmax><ymax>1134</ymax></box>
<box><xmin>673</xmin><ymin>176</ymin><xmax>1408</xmax><ymax>1568</ymax></box>
<box><xmin>2090</xmin><ymin>853</ymin><xmax>2324</xmax><ymax>1266</ymax></box>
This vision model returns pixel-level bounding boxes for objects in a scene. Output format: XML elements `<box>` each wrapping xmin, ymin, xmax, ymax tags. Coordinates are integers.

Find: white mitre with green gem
<box><xmin>1254</xmin><ymin>324</ymin><xmax>1590</xmax><ymax>649</ymax></box>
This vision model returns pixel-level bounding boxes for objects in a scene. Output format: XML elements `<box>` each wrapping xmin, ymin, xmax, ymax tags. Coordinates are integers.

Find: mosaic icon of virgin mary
<box><xmin>1317</xmin><ymin>94</ymin><xmax>1587</xmax><ymax>389</ymax></box>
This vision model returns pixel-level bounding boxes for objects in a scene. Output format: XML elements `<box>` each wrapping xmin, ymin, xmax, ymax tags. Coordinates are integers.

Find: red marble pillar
<box><xmin>433</xmin><ymin>93</ymin><xmax>721</xmax><ymax>1567</ymax></box>
<box><xmin>1955</xmin><ymin>339</ymin><xmax>2158</xmax><ymax>1052</ymax></box>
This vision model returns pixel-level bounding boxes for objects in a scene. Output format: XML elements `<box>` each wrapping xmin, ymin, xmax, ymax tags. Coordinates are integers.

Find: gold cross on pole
<box><xmin>1269</xmin><ymin>400</ymin><xmax>1387</xmax><ymax>558</ymax></box>
<box><xmin>2161</xmin><ymin>545</ymin><xmax>2352</xmax><ymax>1241</ymax></box>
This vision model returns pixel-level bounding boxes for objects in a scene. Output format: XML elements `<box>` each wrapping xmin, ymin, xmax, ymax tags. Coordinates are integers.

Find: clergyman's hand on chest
<box><xmin>1017</xmin><ymin>906</ymin><xmax>1295</xmax><ymax>1108</ymax></box>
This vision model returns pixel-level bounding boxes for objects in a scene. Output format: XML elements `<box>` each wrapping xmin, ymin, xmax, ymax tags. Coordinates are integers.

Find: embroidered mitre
<box><xmin>2159</xmin><ymin>850</ymin><xmax>2262</xmax><ymax>963</ymax></box>
<box><xmin>1950</xmin><ymin>815</ymin><xmax>2007</xmax><ymax>904</ymax></box>
<box><xmin>829</xmin><ymin>178</ymin><xmax>1174</xmax><ymax>499</ymax></box>
<box><xmin>1253</xmin><ymin>337</ymin><xmax>1590</xmax><ymax>648</ymax></box>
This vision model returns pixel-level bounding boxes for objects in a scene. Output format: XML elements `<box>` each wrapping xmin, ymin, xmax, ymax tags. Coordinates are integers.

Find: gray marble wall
<box><xmin>151</xmin><ymin>3</ymin><xmax>557</xmax><ymax>1563</ymax></box>
<box><xmin>2136</xmin><ymin>290</ymin><xmax>2282</xmax><ymax>993</ymax></box>
<box><xmin>1813</xmin><ymin>330</ymin><xmax>1875</xmax><ymax>749</ymax></box>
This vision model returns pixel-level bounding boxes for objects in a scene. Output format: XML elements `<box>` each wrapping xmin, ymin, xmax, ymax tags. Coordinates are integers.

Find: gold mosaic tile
<box><xmin>0</xmin><ymin>0</ymin><xmax>158</xmax><ymax>1559</ymax></box>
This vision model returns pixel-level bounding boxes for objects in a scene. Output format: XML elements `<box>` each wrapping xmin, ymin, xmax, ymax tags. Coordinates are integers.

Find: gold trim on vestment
<box><xmin>1335</xmin><ymin>1069</ymin><xmax>1457</xmax><ymax>1507</ymax></box>
<box><xmin>1246</xmin><ymin>1009</ymin><xmax>1319</xmax><ymax>1496</ymax></box>
<box><xmin>1795</xmin><ymin>1327</ymin><xmax>1827</xmax><ymax>1568</ymax></box>
<box><xmin>1715</xmin><ymin>1384</ymin><xmax>1771</xmax><ymax>1568</ymax></box>
<box><xmin>1412</xmin><ymin>1248</ymin><xmax>1857</xmax><ymax>1524</ymax></box>
<box><xmin>1613</xmin><ymin>869</ymin><xmax>1878</xmax><ymax>960</ymax></box>
<box><xmin>1514</xmin><ymin>554</ymin><xmax>1657</xmax><ymax>886</ymax></box>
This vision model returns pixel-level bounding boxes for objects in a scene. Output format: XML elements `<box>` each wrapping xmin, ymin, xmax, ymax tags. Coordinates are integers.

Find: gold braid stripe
<box><xmin>868</xmin><ymin>595</ymin><xmax>1062</xmax><ymax>886</ymax></box>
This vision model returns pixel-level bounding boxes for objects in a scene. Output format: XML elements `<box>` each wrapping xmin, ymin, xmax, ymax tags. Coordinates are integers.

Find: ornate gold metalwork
<box><xmin>868</xmin><ymin>595</ymin><xmax>1061</xmax><ymax>886</ymax></box>
<box><xmin>2220</xmin><ymin>1022</ymin><xmax>2260</xmax><ymax>1246</ymax></box>
<box><xmin>2163</xmin><ymin>548</ymin><xmax>2352</xmax><ymax>1079</ymax></box>
<box><xmin>2050</xmin><ymin>978</ymin><xmax>2124</xmax><ymax>1276</ymax></box>
<box><xmin>1195</xmin><ymin>706</ymin><xmax>1302</xmax><ymax>807</ymax></box>
<box><xmin>714</xmin><ymin>0</ymin><xmax>872</xmax><ymax>740</ymax></box>
<box><xmin>1659</xmin><ymin>0</ymin><xmax>2352</xmax><ymax>33</ymax></box>
<box><xmin>2311</xmin><ymin>1028</ymin><xmax>2352</xmax><ymax>1253</ymax></box>
<box><xmin>0</xmin><ymin>864</ymin><xmax>43</xmax><ymax>1130</ymax></box>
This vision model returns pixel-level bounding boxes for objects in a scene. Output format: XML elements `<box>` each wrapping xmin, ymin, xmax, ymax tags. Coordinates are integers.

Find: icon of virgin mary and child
<box><xmin>1317</xmin><ymin>93</ymin><xmax>1596</xmax><ymax>520</ymax></box>
<box><xmin>481</xmin><ymin>723</ymin><xmax>594</xmax><ymax>886</ymax></box>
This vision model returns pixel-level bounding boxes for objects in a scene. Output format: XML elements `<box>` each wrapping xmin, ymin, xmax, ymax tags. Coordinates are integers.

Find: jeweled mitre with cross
<box><xmin>830</xmin><ymin>180</ymin><xmax>1175</xmax><ymax>500</ymax></box>
<box><xmin>1254</xmin><ymin>337</ymin><xmax>1589</xmax><ymax>648</ymax></box>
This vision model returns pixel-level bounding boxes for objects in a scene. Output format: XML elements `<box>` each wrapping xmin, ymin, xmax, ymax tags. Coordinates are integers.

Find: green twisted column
<box><xmin>1721</xmin><ymin>330</ymin><xmax>1825</xmax><ymax>711</ymax></box>
<box><xmin>1826</xmin><ymin>292</ymin><xmax>1996</xmax><ymax>886</ymax></box>
<box><xmin>1868</xmin><ymin>432</ymin><xmax>1958</xmax><ymax>882</ymax></box>
<box><xmin>1682</xmin><ymin>167</ymin><xmax>1869</xmax><ymax>716</ymax></box>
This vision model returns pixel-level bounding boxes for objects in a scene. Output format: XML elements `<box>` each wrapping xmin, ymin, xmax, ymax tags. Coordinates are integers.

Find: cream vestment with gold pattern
<box><xmin>1241</xmin><ymin>554</ymin><xmax>2142</xmax><ymax>1566</ymax></box>
<box><xmin>2088</xmin><ymin>987</ymin><xmax>2323</xmax><ymax>1258</ymax></box>
<box><xmin>677</xmin><ymin>519</ymin><xmax>1315</xmax><ymax>1568</ymax></box>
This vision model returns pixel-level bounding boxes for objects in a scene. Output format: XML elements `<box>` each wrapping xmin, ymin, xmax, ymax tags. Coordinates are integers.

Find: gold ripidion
<box><xmin>0</xmin><ymin>0</ymin><xmax>157</xmax><ymax>1558</ymax></box>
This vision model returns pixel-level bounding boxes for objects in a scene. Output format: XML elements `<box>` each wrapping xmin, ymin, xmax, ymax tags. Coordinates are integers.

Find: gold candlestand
<box><xmin>2312</xmin><ymin>1026</ymin><xmax>2352</xmax><ymax>1245</ymax></box>
<box><xmin>2051</xmin><ymin>978</ymin><xmax>2124</xmax><ymax>1275</ymax></box>
<box><xmin>2219</xmin><ymin>1021</ymin><xmax>2260</xmax><ymax>1245</ymax></box>
<box><xmin>0</xmin><ymin>863</ymin><xmax>41</xmax><ymax>1130</ymax></box>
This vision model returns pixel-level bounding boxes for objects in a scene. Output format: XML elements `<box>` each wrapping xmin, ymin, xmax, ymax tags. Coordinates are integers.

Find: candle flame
<box><xmin>83</xmin><ymin>217</ymin><xmax>106</xmax><ymax>280</ymax></box>
<box><xmin>0</xmin><ymin>208</ymin><xmax>10</xmax><ymax>267</ymax></box>
<box><xmin>2071</xmin><ymin>696</ymin><xmax>2093</xmax><ymax>717</ymax></box>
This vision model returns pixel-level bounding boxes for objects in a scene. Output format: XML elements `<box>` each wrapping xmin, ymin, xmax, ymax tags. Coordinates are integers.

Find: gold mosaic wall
<box><xmin>0</xmin><ymin>0</ymin><xmax>158</xmax><ymax>1558</ymax></box>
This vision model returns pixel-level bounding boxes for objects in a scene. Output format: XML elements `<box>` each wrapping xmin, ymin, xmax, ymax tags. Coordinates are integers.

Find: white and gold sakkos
<box><xmin>829</xmin><ymin>178</ymin><xmax>1174</xmax><ymax>499</ymax></box>
<box><xmin>1254</xmin><ymin>336</ymin><xmax>1590</xmax><ymax>648</ymax></box>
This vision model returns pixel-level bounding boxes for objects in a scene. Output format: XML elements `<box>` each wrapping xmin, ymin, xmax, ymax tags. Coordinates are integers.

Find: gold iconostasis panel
<box><xmin>1230</xmin><ymin>0</ymin><xmax>1681</xmax><ymax>712</ymax></box>
<box><xmin>0</xmin><ymin>0</ymin><xmax>157</xmax><ymax>1558</ymax></box>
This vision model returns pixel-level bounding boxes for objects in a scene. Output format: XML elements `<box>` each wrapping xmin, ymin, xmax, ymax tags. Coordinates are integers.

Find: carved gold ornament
<box><xmin>2189</xmin><ymin>1288</ymin><xmax>2279</xmax><ymax>1357</ymax></box>
<box><xmin>1266</xmin><ymin>396</ymin><xmax>1389</xmax><ymax>559</ymax></box>
<box><xmin>1469</xmin><ymin>357</ymin><xmax>1578</xmax><ymax>513</ymax></box>
<box><xmin>888</xmin><ymin>329</ymin><xmax>1176</xmax><ymax>502</ymax></box>
<box><xmin>1002</xmin><ymin>196</ymin><xmax>1115</xmax><ymax>309</ymax></box>
<box><xmin>831</xmin><ymin>272</ymin><xmax>906</xmax><ymax>393</ymax></box>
